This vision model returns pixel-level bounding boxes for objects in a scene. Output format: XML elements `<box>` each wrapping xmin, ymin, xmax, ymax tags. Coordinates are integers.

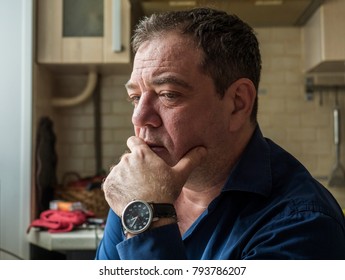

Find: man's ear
<box><xmin>225</xmin><ymin>78</ymin><xmax>257</xmax><ymax>132</ymax></box>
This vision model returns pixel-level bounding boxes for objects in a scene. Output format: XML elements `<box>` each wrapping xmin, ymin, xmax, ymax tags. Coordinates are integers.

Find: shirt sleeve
<box><xmin>95</xmin><ymin>209</ymin><xmax>122</xmax><ymax>259</ymax></box>
<box><xmin>95</xmin><ymin>209</ymin><xmax>187</xmax><ymax>260</ymax></box>
<box><xmin>242</xmin><ymin>210</ymin><xmax>345</xmax><ymax>260</ymax></box>
<box><xmin>117</xmin><ymin>224</ymin><xmax>187</xmax><ymax>259</ymax></box>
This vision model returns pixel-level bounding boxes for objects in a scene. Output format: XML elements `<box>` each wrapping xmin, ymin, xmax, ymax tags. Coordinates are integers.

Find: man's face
<box><xmin>125</xmin><ymin>32</ymin><xmax>232</xmax><ymax>168</ymax></box>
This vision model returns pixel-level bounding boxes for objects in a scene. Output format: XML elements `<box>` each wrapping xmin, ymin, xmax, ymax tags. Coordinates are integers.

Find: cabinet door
<box><xmin>302</xmin><ymin>0</ymin><xmax>345</xmax><ymax>72</ymax></box>
<box><xmin>37</xmin><ymin>0</ymin><xmax>130</xmax><ymax>64</ymax></box>
<box><xmin>37</xmin><ymin>0</ymin><xmax>63</xmax><ymax>63</ymax></box>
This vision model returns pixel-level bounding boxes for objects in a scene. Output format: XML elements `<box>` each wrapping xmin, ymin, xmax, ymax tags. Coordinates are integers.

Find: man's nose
<box><xmin>132</xmin><ymin>94</ymin><xmax>162</xmax><ymax>128</ymax></box>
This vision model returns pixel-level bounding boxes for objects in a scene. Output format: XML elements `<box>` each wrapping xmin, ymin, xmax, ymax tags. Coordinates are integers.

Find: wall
<box><xmin>257</xmin><ymin>27</ymin><xmax>334</xmax><ymax>179</ymax></box>
<box><xmin>34</xmin><ymin>73</ymin><xmax>133</xmax><ymax>183</ymax></box>
<box><xmin>0</xmin><ymin>0</ymin><xmax>33</xmax><ymax>259</ymax></box>
<box><xmin>54</xmin><ymin>74</ymin><xmax>133</xmax><ymax>180</ymax></box>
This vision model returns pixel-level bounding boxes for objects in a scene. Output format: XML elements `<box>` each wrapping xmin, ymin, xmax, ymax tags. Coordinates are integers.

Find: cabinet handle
<box><xmin>112</xmin><ymin>0</ymin><xmax>122</xmax><ymax>52</ymax></box>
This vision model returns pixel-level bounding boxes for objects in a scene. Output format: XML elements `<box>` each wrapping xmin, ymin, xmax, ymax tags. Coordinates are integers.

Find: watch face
<box><xmin>122</xmin><ymin>200</ymin><xmax>153</xmax><ymax>234</ymax></box>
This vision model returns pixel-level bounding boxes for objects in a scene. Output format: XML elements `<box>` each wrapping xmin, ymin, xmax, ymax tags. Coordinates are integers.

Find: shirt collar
<box><xmin>222</xmin><ymin>125</ymin><xmax>272</xmax><ymax>197</ymax></box>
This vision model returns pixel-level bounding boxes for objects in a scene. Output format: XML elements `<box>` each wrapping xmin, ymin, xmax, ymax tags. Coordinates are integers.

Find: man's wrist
<box><xmin>125</xmin><ymin>217</ymin><xmax>177</xmax><ymax>239</ymax></box>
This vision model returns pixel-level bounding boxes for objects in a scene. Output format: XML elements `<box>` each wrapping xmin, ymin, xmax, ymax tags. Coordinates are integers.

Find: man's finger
<box><xmin>126</xmin><ymin>136</ymin><xmax>147</xmax><ymax>151</ymax></box>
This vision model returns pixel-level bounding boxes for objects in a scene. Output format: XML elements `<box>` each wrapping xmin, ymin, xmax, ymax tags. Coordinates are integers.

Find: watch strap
<box><xmin>150</xmin><ymin>203</ymin><xmax>176</xmax><ymax>218</ymax></box>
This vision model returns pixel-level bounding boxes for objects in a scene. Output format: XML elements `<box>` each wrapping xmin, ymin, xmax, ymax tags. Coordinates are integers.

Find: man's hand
<box><xmin>102</xmin><ymin>136</ymin><xmax>207</xmax><ymax>217</ymax></box>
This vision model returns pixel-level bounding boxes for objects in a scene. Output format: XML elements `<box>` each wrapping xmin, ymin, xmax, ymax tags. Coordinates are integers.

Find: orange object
<box><xmin>49</xmin><ymin>200</ymin><xmax>84</xmax><ymax>212</ymax></box>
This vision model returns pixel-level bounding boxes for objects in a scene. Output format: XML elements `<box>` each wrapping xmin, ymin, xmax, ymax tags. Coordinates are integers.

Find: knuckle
<box><xmin>120</xmin><ymin>150</ymin><xmax>131</xmax><ymax>161</ymax></box>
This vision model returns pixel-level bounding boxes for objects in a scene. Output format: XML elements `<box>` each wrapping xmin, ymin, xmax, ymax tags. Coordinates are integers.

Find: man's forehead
<box><xmin>126</xmin><ymin>33</ymin><xmax>203</xmax><ymax>90</ymax></box>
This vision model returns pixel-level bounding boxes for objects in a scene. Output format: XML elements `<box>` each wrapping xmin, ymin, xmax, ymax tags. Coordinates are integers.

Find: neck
<box><xmin>174</xmin><ymin>124</ymin><xmax>256</xmax><ymax>234</ymax></box>
<box><xmin>174</xmin><ymin>182</ymin><xmax>224</xmax><ymax>235</ymax></box>
<box><xmin>179</xmin><ymin>182</ymin><xmax>224</xmax><ymax>207</ymax></box>
<box><xmin>188</xmin><ymin>122</ymin><xmax>256</xmax><ymax>190</ymax></box>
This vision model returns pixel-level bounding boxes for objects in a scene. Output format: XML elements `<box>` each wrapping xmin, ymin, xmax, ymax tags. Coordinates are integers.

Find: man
<box><xmin>96</xmin><ymin>8</ymin><xmax>345</xmax><ymax>259</ymax></box>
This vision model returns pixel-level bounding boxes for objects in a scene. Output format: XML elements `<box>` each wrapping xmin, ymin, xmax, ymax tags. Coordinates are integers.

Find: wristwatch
<box><xmin>121</xmin><ymin>200</ymin><xmax>176</xmax><ymax>235</ymax></box>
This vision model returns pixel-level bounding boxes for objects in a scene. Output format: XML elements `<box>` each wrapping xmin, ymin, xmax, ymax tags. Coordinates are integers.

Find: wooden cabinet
<box><xmin>303</xmin><ymin>0</ymin><xmax>345</xmax><ymax>73</ymax></box>
<box><xmin>36</xmin><ymin>0</ymin><xmax>132</xmax><ymax>65</ymax></box>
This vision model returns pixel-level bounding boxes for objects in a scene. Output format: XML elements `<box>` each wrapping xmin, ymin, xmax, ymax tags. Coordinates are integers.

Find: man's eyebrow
<box><xmin>152</xmin><ymin>76</ymin><xmax>192</xmax><ymax>89</ymax></box>
<box><xmin>124</xmin><ymin>81</ymin><xmax>137</xmax><ymax>91</ymax></box>
<box><xmin>125</xmin><ymin>76</ymin><xmax>193</xmax><ymax>91</ymax></box>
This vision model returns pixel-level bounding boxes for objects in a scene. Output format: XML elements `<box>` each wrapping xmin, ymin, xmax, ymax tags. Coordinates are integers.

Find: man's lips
<box><xmin>148</xmin><ymin>145</ymin><xmax>166</xmax><ymax>153</ymax></box>
<box><xmin>146</xmin><ymin>143</ymin><xmax>174</xmax><ymax>165</ymax></box>
<box><xmin>145</xmin><ymin>142</ymin><xmax>167</xmax><ymax>153</ymax></box>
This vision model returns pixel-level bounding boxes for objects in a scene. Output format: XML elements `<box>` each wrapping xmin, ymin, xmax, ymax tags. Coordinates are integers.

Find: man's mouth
<box><xmin>145</xmin><ymin>141</ymin><xmax>167</xmax><ymax>153</ymax></box>
<box><xmin>147</xmin><ymin>144</ymin><xmax>166</xmax><ymax>153</ymax></box>
<box><xmin>145</xmin><ymin>141</ymin><xmax>176</xmax><ymax>166</ymax></box>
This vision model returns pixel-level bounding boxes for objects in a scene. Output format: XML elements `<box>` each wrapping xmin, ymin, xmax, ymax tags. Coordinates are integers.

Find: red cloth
<box><xmin>27</xmin><ymin>209</ymin><xmax>93</xmax><ymax>233</ymax></box>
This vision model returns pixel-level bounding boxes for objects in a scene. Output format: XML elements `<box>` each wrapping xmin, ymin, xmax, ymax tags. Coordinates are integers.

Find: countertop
<box><xmin>27</xmin><ymin>226</ymin><xmax>103</xmax><ymax>251</ymax></box>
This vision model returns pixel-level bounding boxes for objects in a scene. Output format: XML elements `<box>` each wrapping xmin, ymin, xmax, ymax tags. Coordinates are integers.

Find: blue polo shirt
<box><xmin>95</xmin><ymin>126</ymin><xmax>345</xmax><ymax>259</ymax></box>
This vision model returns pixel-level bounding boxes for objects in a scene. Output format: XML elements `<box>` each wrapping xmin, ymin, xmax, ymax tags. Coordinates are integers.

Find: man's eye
<box><xmin>166</xmin><ymin>93</ymin><xmax>177</xmax><ymax>99</ymax></box>
<box><xmin>157</xmin><ymin>92</ymin><xmax>182</xmax><ymax>107</ymax></box>
<box><xmin>159</xmin><ymin>92</ymin><xmax>178</xmax><ymax>100</ymax></box>
<box><xmin>127</xmin><ymin>95</ymin><xmax>140</xmax><ymax>105</ymax></box>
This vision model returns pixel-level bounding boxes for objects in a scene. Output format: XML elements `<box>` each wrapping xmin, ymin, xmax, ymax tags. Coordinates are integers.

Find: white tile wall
<box><xmin>257</xmin><ymin>27</ymin><xmax>336</xmax><ymax>178</ymax></box>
